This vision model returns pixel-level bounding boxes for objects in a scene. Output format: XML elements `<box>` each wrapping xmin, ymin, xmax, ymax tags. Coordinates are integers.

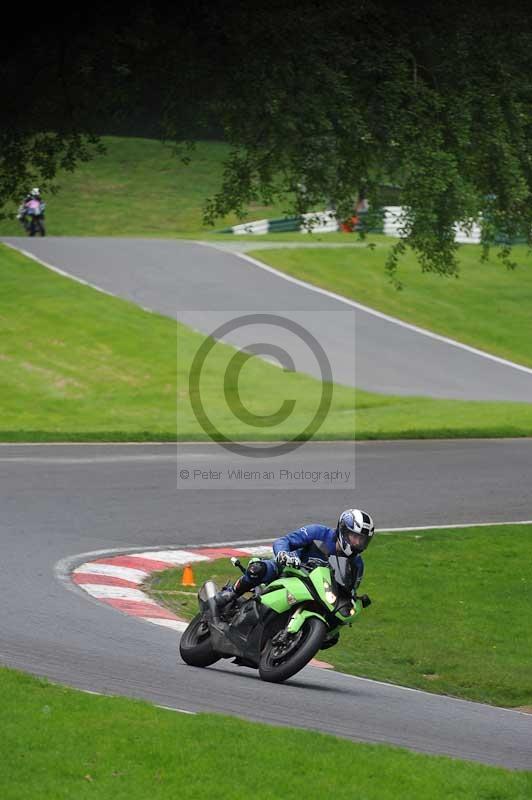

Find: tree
<box><xmin>2</xmin><ymin>0</ymin><xmax>531</xmax><ymax>277</ymax></box>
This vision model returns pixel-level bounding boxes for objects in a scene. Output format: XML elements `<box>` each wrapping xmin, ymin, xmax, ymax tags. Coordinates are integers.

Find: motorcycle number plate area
<box><xmin>260</xmin><ymin>579</ymin><xmax>313</xmax><ymax>612</ymax></box>
<box><xmin>211</xmin><ymin>600</ymin><xmax>264</xmax><ymax>665</ymax></box>
<box><xmin>231</xmin><ymin>600</ymin><xmax>261</xmax><ymax>637</ymax></box>
<box><xmin>309</xmin><ymin>566</ymin><xmax>333</xmax><ymax>595</ymax></box>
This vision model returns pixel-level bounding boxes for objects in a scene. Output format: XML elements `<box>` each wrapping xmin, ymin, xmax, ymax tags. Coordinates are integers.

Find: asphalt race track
<box><xmin>1</xmin><ymin>238</ymin><xmax>531</xmax><ymax>769</ymax></box>
<box><xmin>1</xmin><ymin>440</ymin><xmax>531</xmax><ymax>769</ymax></box>
<box><xmin>4</xmin><ymin>236</ymin><xmax>532</xmax><ymax>401</ymax></box>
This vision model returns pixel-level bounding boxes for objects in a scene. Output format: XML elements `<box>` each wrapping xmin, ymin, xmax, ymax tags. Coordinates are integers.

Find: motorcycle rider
<box><xmin>215</xmin><ymin>508</ymin><xmax>375</xmax><ymax>607</ymax></box>
<box><xmin>17</xmin><ymin>188</ymin><xmax>45</xmax><ymax>234</ymax></box>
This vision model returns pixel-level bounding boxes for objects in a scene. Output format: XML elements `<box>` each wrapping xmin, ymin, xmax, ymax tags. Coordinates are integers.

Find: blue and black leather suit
<box><xmin>236</xmin><ymin>523</ymin><xmax>365</xmax><ymax>593</ymax></box>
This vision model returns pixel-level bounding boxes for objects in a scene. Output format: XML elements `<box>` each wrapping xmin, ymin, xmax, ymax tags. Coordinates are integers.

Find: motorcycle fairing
<box><xmin>206</xmin><ymin>599</ymin><xmax>277</xmax><ymax>666</ymax></box>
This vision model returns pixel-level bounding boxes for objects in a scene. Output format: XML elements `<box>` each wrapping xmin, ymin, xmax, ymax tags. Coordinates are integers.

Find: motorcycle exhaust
<box><xmin>199</xmin><ymin>579</ymin><xmax>221</xmax><ymax>624</ymax></box>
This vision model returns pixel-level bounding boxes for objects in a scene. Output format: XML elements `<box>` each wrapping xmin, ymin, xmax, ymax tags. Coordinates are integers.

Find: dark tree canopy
<box><xmin>2</xmin><ymin>0</ymin><xmax>532</xmax><ymax>275</ymax></box>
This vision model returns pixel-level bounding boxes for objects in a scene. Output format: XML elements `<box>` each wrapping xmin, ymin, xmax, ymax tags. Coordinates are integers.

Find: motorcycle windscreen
<box><xmin>328</xmin><ymin>556</ymin><xmax>356</xmax><ymax>590</ymax></box>
<box><xmin>198</xmin><ymin>580</ymin><xmax>218</xmax><ymax>603</ymax></box>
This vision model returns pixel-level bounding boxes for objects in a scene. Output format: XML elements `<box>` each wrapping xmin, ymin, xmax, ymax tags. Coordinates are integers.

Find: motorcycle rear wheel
<box><xmin>259</xmin><ymin>617</ymin><xmax>327</xmax><ymax>683</ymax></box>
<box><xmin>179</xmin><ymin>613</ymin><xmax>220</xmax><ymax>667</ymax></box>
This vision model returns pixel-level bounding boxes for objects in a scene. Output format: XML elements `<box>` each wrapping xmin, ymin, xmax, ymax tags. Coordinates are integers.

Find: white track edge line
<box><xmin>312</xmin><ymin>664</ymin><xmax>532</xmax><ymax>717</ymax></box>
<box><xmin>77</xmin><ymin>688</ymin><xmax>196</xmax><ymax>714</ymax></box>
<box><xmin>0</xmin><ymin>441</ymin><xmax>176</xmax><ymax>446</ymax></box>
<box><xmin>6</xmin><ymin>239</ymin><xmax>532</xmax><ymax>377</ymax></box>
<box><xmin>3</xmin><ymin>242</ymin><xmax>155</xmax><ymax>313</ymax></box>
<box><xmin>55</xmin><ymin>517</ymin><xmax>532</xmax><ymax>580</ymax></box>
<box><xmin>380</xmin><ymin>519</ymin><xmax>532</xmax><ymax>532</ymax></box>
<box><xmin>197</xmin><ymin>241</ymin><xmax>532</xmax><ymax>376</ymax></box>
<box><xmin>1</xmin><ymin>438</ymin><xmax>529</xmax><ymax>447</ymax></box>
<box><xmin>165</xmin><ymin>519</ymin><xmax>532</xmax><ymax>547</ymax></box>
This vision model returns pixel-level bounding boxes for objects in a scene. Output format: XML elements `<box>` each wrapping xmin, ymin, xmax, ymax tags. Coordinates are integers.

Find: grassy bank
<box><xmin>1</xmin><ymin>667</ymin><xmax>530</xmax><ymax>799</ymax></box>
<box><xmin>1</xmin><ymin>133</ymin><xmax>530</xmax><ymax>374</ymax></box>
<box><xmin>2</xmin><ymin>244</ymin><xmax>532</xmax><ymax>441</ymax></box>
<box><xmin>251</xmin><ymin>243</ymin><xmax>532</xmax><ymax>368</ymax></box>
<box><xmin>0</xmin><ymin>138</ymin><xmax>293</xmax><ymax>238</ymax></box>
<box><xmin>147</xmin><ymin>524</ymin><xmax>532</xmax><ymax>708</ymax></box>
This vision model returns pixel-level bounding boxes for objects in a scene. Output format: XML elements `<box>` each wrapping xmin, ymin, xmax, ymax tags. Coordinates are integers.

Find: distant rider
<box><xmin>215</xmin><ymin>508</ymin><xmax>375</xmax><ymax>606</ymax></box>
<box><xmin>17</xmin><ymin>187</ymin><xmax>46</xmax><ymax>234</ymax></box>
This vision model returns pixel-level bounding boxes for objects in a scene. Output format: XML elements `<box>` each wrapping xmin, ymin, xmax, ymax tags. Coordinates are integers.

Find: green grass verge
<box><xmin>0</xmin><ymin>138</ymin><xmax>293</xmax><ymax>239</ymax></box>
<box><xmin>250</xmin><ymin>242</ymin><xmax>532</xmax><ymax>368</ymax></box>
<box><xmin>2</xmin><ymin>243</ymin><xmax>532</xmax><ymax>441</ymax></box>
<box><xmin>1</xmin><ymin>132</ymin><xmax>530</xmax><ymax>372</ymax></box>
<box><xmin>146</xmin><ymin>524</ymin><xmax>532</xmax><ymax>708</ymax></box>
<box><xmin>1</xmin><ymin>667</ymin><xmax>530</xmax><ymax>799</ymax></box>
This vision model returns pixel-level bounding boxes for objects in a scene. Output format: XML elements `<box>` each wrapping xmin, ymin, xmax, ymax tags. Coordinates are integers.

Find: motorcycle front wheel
<box><xmin>259</xmin><ymin>617</ymin><xmax>327</xmax><ymax>683</ymax></box>
<box><xmin>179</xmin><ymin>613</ymin><xmax>220</xmax><ymax>667</ymax></box>
<box><xmin>29</xmin><ymin>218</ymin><xmax>45</xmax><ymax>236</ymax></box>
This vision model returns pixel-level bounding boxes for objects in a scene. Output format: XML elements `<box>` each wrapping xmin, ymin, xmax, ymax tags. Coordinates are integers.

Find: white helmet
<box><xmin>30</xmin><ymin>188</ymin><xmax>40</xmax><ymax>197</ymax></box>
<box><xmin>336</xmin><ymin>508</ymin><xmax>375</xmax><ymax>556</ymax></box>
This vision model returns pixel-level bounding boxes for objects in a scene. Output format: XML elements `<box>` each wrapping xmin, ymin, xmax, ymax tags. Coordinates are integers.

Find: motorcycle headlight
<box><xmin>323</xmin><ymin>581</ymin><xmax>337</xmax><ymax>605</ymax></box>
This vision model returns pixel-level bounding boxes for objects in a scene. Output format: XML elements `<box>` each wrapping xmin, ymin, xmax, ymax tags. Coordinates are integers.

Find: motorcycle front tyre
<box><xmin>259</xmin><ymin>616</ymin><xmax>327</xmax><ymax>683</ymax></box>
<box><xmin>179</xmin><ymin>613</ymin><xmax>220</xmax><ymax>667</ymax></box>
<box><xmin>28</xmin><ymin>218</ymin><xmax>45</xmax><ymax>237</ymax></box>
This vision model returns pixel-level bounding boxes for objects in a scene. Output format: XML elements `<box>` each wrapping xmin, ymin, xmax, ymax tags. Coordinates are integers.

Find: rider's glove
<box><xmin>276</xmin><ymin>551</ymin><xmax>301</xmax><ymax>569</ymax></box>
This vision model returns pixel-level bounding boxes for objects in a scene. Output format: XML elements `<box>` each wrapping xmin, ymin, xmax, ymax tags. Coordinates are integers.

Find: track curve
<box><xmin>3</xmin><ymin>236</ymin><xmax>532</xmax><ymax>401</ymax></box>
<box><xmin>1</xmin><ymin>441</ymin><xmax>531</xmax><ymax>769</ymax></box>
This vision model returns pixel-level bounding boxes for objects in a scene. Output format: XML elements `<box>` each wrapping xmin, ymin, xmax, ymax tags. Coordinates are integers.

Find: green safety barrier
<box><xmin>268</xmin><ymin>216</ymin><xmax>302</xmax><ymax>233</ymax></box>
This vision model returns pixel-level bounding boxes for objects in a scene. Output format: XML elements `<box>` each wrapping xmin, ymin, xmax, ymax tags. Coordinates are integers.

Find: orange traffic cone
<box><xmin>181</xmin><ymin>563</ymin><xmax>196</xmax><ymax>587</ymax></box>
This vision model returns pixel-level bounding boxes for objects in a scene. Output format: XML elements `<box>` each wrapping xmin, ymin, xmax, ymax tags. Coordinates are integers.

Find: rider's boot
<box><xmin>214</xmin><ymin>577</ymin><xmax>249</xmax><ymax>607</ymax></box>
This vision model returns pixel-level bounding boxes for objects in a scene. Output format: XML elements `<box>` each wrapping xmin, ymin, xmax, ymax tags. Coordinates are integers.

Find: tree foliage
<box><xmin>2</xmin><ymin>1</ymin><xmax>532</xmax><ymax>276</ymax></box>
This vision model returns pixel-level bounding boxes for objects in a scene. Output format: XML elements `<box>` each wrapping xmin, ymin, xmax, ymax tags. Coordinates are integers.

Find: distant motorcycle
<box><xmin>179</xmin><ymin>554</ymin><xmax>371</xmax><ymax>683</ymax></box>
<box><xmin>18</xmin><ymin>199</ymin><xmax>46</xmax><ymax>236</ymax></box>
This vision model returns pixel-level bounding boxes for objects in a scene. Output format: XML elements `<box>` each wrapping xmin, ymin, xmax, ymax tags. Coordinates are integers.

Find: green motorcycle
<box><xmin>179</xmin><ymin>555</ymin><xmax>371</xmax><ymax>683</ymax></box>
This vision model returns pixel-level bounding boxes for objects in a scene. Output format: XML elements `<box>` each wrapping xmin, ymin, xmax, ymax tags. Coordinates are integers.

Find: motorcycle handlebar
<box><xmin>302</xmin><ymin>557</ymin><xmax>329</xmax><ymax>569</ymax></box>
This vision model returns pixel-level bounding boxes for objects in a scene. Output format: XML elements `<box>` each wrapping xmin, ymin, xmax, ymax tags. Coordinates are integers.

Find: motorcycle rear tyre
<box><xmin>179</xmin><ymin>613</ymin><xmax>220</xmax><ymax>667</ymax></box>
<box><xmin>259</xmin><ymin>617</ymin><xmax>327</xmax><ymax>683</ymax></box>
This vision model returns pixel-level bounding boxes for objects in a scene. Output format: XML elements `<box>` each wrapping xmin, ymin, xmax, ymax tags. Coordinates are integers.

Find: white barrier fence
<box><xmin>300</xmin><ymin>210</ymin><xmax>339</xmax><ymax>234</ymax></box>
<box><xmin>229</xmin><ymin>207</ymin><xmax>483</xmax><ymax>243</ymax></box>
<box><xmin>453</xmin><ymin>222</ymin><xmax>482</xmax><ymax>244</ymax></box>
<box><xmin>231</xmin><ymin>218</ymin><xmax>270</xmax><ymax>234</ymax></box>
<box><xmin>383</xmin><ymin>206</ymin><xmax>404</xmax><ymax>237</ymax></box>
<box><xmin>383</xmin><ymin>207</ymin><xmax>482</xmax><ymax>243</ymax></box>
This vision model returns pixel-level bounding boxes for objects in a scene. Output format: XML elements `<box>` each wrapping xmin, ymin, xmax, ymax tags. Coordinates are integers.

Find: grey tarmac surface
<box><xmin>1</xmin><ymin>440</ymin><xmax>531</xmax><ymax>769</ymax></box>
<box><xmin>1</xmin><ymin>237</ymin><xmax>531</xmax><ymax>768</ymax></box>
<box><xmin>3</xmin><ymin>236</ymin><xmax>532</xmax><ymax>401</ymax></box>
<box><xmin>204</xmin><ymin>240</ymin><xmax>373</xmax><ymax>252</ymax></box>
